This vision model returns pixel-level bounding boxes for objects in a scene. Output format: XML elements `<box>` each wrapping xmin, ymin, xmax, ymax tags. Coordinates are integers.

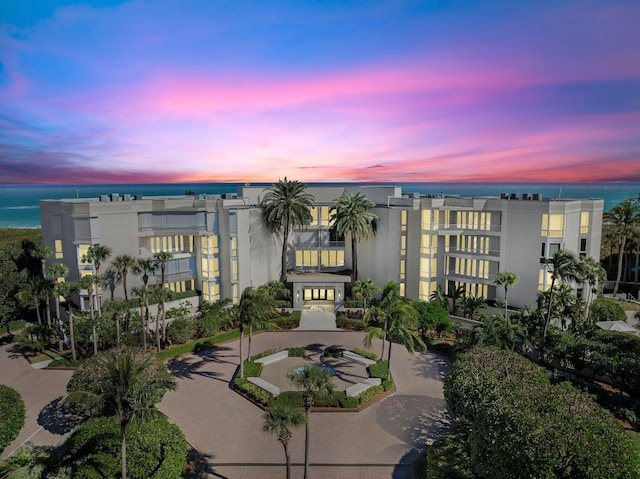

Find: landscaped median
<box><xmin>232</xmin><ymin>345</ymin><xmax>395</xmax><ymax>410</ymax></box>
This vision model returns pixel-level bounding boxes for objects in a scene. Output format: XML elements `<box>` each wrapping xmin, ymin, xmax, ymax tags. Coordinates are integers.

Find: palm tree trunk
<box><xmin>115</xmin><ymin>312</ymin><xmax>121</xmax><ymax>347</ymax></box>
<box><xmin>239</xmin><ymin>327</ymin><xmax>244</xmax><ymax>378</ymax></box>
<box><xmin>34</xmin><ymin>298</ymin><xmax>42</xmax><ymax>324</ymax></box>
<box><xmin>284</xmin><ymin>441</ymin><xmax>291</xmax><ymax>479</ymax></box>
<box><xmin>161</xmin><ymin>265</ymin><xmax>167</xmax><ymax>345</ymax></box>
<box><xmin>139</xmin><ymin>302</ymin><xmax>147</xmax><ymax>351</ymax></box>
<box><xmin>156</xmin><ymin>304</ymin><xmax>162</xmax><ymax>352</ymax></box>
<box><xmin>614</xmin><ymin>238</ymin><xmax>626</xmax><ymax>295</ymax></box>
<box><xmin>123</xmin><ymin>271</ymin><xmax>129</xmax><ymax>301</ymax></box>
<box><xmin>543</xmin><ymin>277</ymin><xmax>557</xmax><ymax>345</ymax></box>
<box><xmin>386</xmin><ymin>340</ymin><xmax>393</xmax><ymax>381</ymax></box>
<box><xmin>504</xmin><ymin>287</ymin><xmax>509</xmax><ymax>319</ymax></box>
<box><xmin>121</xmin><ymin>422</ymin><xmax>127</xmax><ymax>479</ymax></box>
<box><xmin>68</xmin><ymin>305</ymin><xmax>77</xmax><ymax>361</ymax></box>
<box><xmin>90</xmin><ymin>292</ymin><xmax>98</xmax><ymax>355</ymax></box>
<box><xmin>381</xmin><ymin>318</ymin><xmax>387</xmax><ymax>359</ymax></box>
<box><xmin>280</xmin><ymin>224</ymin><xmax>290</xmax><ymax>283</ymax></box>
<box><xmin>55</xmin><ymin>290</ymin><xmax>63</xmax><ymax>351</ymax></box>
<box><xmin>304</xmin><ymin>407</ymin><xmax>310</xmax><ymax>479</ymax></box>
<box><xmin>352</xmin><ymin>236</ymin><xmax>358</xmax><ymax>281</ymax></box>
<box><xmin>248</xmin><ymin>325</ymin><xmax>253</xmax><ymax>362</ymax></box>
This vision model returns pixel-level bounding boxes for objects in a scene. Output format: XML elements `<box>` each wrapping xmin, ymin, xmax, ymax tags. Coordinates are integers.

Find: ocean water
<box><xmin>0</xmin><ymin>182</ymin><xmax>638</xmax><ymax>229</ymax></box>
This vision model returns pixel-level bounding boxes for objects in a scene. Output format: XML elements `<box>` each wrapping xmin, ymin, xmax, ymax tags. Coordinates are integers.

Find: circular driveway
<box><xmin>159</xmin><ymin>331</ymin><xmax>453</xmax><ymax>479</ymax></box>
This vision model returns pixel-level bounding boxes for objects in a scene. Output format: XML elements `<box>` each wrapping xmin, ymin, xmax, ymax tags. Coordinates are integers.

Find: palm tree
<box><xmin>131</xmin><ymin>286</ymin><xmax>148</xmax><ymax>351</ymax></box>
<box><xmin>604</xmin><ymin>199</ymin><xmax>640</xmax><ymax>295</ymax></box>
<box><xmin>351</xmin><ymin>277</ymin><xmax>378</xmax><ymax>312</ymax></box>
<box><xmin>79</xmin><ymin>274</ymin><xmax>102</xmax><ymax>355</ymax></box>
<box><xmin>16</xmin><ymin>277</ymin><xmax>48</xmax><ymax>324</ymax></box>
<box><xmin>132</xmin><ymin>258</ymin><xmax>157</xmax><ymax>349</ymax></box>
<box><xmin>461</xmin><ymin>293</ymin><xmax>487</xmax><ymax>320</ymax></box>
<box><xmin>65</xmin><ymin>348</ymin><xmax>177</xmax><ymax>479</ymax></box>
<box><xmin>262</xmin><ymin>404</ymin><xmax>306</xmax><ymax>479</ymax></box>
<box><xmin>448</xmin><ymin>284</ymin><xmax>466</xmax><ymax>316</ymax></box>
<box><xmin>111</xmin><ymin>255</ymin><xmax>136</xmax><ymax>301</ymax></box>
<box><xmin>542</xmin><ymin>249</ymin><xmax>582</xmax><ymax>343</ymax></box>
<box><xmin>430</xmin><ymin>286</ymin><xmax>448</xmax><ymax>310</ymax></box>
<box><xmin>81</xmin><ymin>245</ymin><xmax>112</xmax><ymax>315</ymax></box>
<box><xmin>31</xmin><ymin>243</ymin><xmax>53</xmax><ymax>324</ymax></box>
<box><xmin>579</xmin><ymin>256</ymin><xmax>607</xmax><ymax>320</ymax></box>
<box><xmin>46</xmin><ymin>263</ymin><xmax>68</xmax><ymax>350</ymax></box>
<box><xmin>237</xmin><ymin>287</ymin><xmax>278</xmax><ymax>376</ymax></box>
<box><xmin>58</xmin><ymin>281</ymin><xmax>80</xmax><ymax>361</ymax></box>
<box><xmin>330</xmin><ymin>192</ymin><xmax>378</xmax><ymax>281</ymax></box>
<box><xmin>363</xmin><ymin>280</ymin><xmax>400</xmax><ymax>358</ymax></box>
<box><xmin>104</xmin><ymin>300</ymin><xmax>130</xmax><ymax>347</ymax></box>
<box><xmin>288</xmin><ymin>365</ymin><xmax>334</xmax><ymax>479</ymax></box>
<box><xmin>493</xmin><ymin>270</ymin><xmax>519</xmax><ymax>318</ymax></box>
<box><xmin>153</xmin><ymin>251</ymin><xmax>173</xmax><ymax>346</ymax></box>
<box><xmin>262</xmin><ymin>178</ymin><xmax>315</xmax><ymax>283</ymax></box>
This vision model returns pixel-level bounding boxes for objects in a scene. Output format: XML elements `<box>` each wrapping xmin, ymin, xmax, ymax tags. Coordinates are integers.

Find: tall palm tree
<box><xmin>104</xmin><ymin>300</ymin><xmax>130</xmax><ymax>347</ymax></box>
<box><xmin>58</xmin><ymin>281</ymin><xmax>80</xmax><ymax>361</ymax></box>
<box><xmin>579</xmin><ymin>256</ymin><xmax>607</xmax><ymax>320</ymax></box>
<box><xmin>493</xmin><ymin>270</ymin><xmax>519</xmax><ymax>318</ymax></box>
<box><xmin>111</xmin><ymin>254</ymin><xmax>136</xmax><ymax>301</ymax></box>
<box><xmin>33</xmin><ymin>244</ymin><xmax>53</xmax><ymax>324</ymax></box>
<box><xmin>65</xmin><ymin>348</ymin><xmax>177</xmax><ymax>479</ymax></box>
<box><xmin>153</xmin><ymin>251</ymin><xmax>173</xmax><ymax>346</ymax></box>
<box><xmin>604</xmin><ymin>199</ymin><xmax>640</xmax><ymax>295</ymax></box>
<box><xmin>46</xmin><ymin>263</ymin><xmax>68</xmax><ymax>350</ymax></box>
<box><xmin>79</xmin><ymin>274</ymin><xmax>102</xmax><ymax>355</ymax></box>
<box><xmin>81</xmin><ymin>245</ymin><xmax>112</xmax><ymax>316</ymax></box>
<box><xmin>131</xmin><ymin>286</ymin><xmax>148</xmax><ymax>351</ymax></box>
<box><xmin>262</xmin><ymin>404</ymin><xmax>306</xmax><ymax>479</ymax></box>
<box><xmin>262</xmin><ymin>178</ymin><xmax>315</xmax><ymax>283</ymax></box>
<box><xmin>351</xmin><ymin>277</ymin><xmax>379</xmax><ymax>312</ymax></box>
<box><xmin>16</xmin><ymin>276</ymin><xmax>48</xmax><ymax>324</ymax></box>
<box><xmin>132</xmin><ymin>258</ymin><xmax>157</xmax><ymax>349</ymax></box>
<box><xmin>542</xmin><ymin>249</ymin><xmax>582</xmax><ymax>343</ymax></box>
<box><xmin>330</xmin><ymin>192</ymin><xmax>378</xmax><ymax>281</ymax></box>
<box><xmin>288</xmin><ymin>365</ymin><xmax>334</xmax><ymax>479</ymax></box>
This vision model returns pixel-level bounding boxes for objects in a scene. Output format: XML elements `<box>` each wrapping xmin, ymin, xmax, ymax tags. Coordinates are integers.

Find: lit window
<box><xmin>421</xmin><ymin>210</ymin><xmax>431</xmax><ymax>230</ymax></box>
<box><xmin>580</xmin><ymin>212</ymin><xmax>590</xmax><ymax>234</ymax></box>
<box><xmin>55</xmin><ymin>240</ymin><xmax>63</xmax><ymax>259</ymax></box>
<box><xmin>401</xmin><ymin>210</ymin><xmax>407</xmax><ymax>231</ymax></box>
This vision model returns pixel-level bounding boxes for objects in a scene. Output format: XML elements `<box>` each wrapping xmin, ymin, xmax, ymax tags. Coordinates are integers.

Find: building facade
<box><xmin>40</xmin><ymin>185</ymin><xmax>604</xmax><ymax>312</ymax></box>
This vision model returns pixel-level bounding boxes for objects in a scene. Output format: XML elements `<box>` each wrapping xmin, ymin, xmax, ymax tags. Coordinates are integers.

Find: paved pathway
<box><xmin>159</xmin><ymin>331</ymin><xmax>453</xmax><ymax>479</ymax></box>
<box><xmin>0</xmin><ymin>337</ymin><xmax>74</xmax><ymax>459</ymax></box>
<box><xmin>295</xmin><ymin>310</ymin><xmax>339</xmax><ymax>330</ymax></box>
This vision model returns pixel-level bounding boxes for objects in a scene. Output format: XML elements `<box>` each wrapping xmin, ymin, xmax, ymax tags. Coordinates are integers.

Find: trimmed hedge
<box><xmin>157</xmin><ymin>328</ymin><xmax>241</xmax><ymax>361</ymax></box>
<box><xmin>242</xmin><ymin>360</ymin><xmax>262</xmax><ymax>378</ymax></box>
<box><xmin>336</xmin><ymin>317</ymin><xmax>366</xmax><ymax>330</ymax></box>
<box><xmin>358</xmin><ymin>384</ymin><xmax>384</xmax><ymax>404</ymax></box>
<box><xmin>368</xmin><ymin>360</ymin><xmax>389</xmax><ymax>380</ymax></box>
<box><xmin>286</xmin><ymin>347</ymin><xmax>306</xmax><ymax>357</ymax></box>
<box><xmin>352</xmin><ymin>348</ymin><xmax>377</xmax><ymax>360</ymax></box>
<box><xmin>235</xmin><ymin>379</ymin><xmax>272</xmax><ymax>404</ymax></box>
<box><xmin>0</xmin><ymin>385</ymin><xmax>25</xmax><ymax>451</ymax></box>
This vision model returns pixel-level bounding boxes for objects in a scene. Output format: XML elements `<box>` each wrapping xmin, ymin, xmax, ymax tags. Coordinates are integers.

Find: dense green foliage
<box><xmin>60</xmin><ymin>416</ymin><xmax>187</xmax><ymax>479</ymax></box>
<box><xmin>335</xmin><ymin>316</ymin><xmax>366</xmax><ymax>330</ymax></box>
<box><xmin>413</xmin><ymin>301</ymin><xmax>451</xmax><ymax>337</ymax></box>
<box><xmin>454</xmin><ymin>315</ymin><xmax>524</xmax><ymax>354</ymax></box>
<box><xmin>425</xmin><ymin>425</ymin><xmax>474</xmax><ymax>479</ymax></box>
<box><xmin>352</xmin><ymin>348</ymin><xmax>377</xmax><ymax>360</ymax></box>
<box><xmin>443</xmin><ymin>348</ymin><xmax>640</xmax><ymax>479</ymax></box>
<box><xmin>589</xmin><ymin>297</ymin><xmax>628</xmax><ymax>323</ymax></box>
<box><xmin>0</xmin><ymin>385</ymin><xmax>25</xmax><ymax>451</ymax></box>
<box><xmin>368</xmin><ymin>360</ymin><xmax>389</xmax><ymax>380</ymax></box>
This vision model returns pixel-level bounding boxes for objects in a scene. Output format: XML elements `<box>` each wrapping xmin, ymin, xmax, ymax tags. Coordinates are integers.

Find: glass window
<box><xmin>421</xmin><ymin>210</ymin><xmax>431</xmax><ymax>230</ymax></box>
<box><xmin>55</xmin><ymin>240</ymin><xmax>63</xmax><ymax>259</ymax></box>
<box><xmin>580</xmin><ymin>211</ymin><xmax>590</xmax><ymax>234</ymax></box>
<box><xmin>401</xmin><ymin>210</ymin><xmax>407</xmax><ymax>231</ymax></box>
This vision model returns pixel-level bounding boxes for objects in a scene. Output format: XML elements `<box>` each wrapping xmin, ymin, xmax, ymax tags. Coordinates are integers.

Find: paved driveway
<box><xmin>0</xmin><ymin>338</ymin><xmax>74</xmax><ymax>459</ymax></box>
<box><xmin>159</xmin><ymin>331</ymin><xmax>453</xmax><ymax>479</ymax></box>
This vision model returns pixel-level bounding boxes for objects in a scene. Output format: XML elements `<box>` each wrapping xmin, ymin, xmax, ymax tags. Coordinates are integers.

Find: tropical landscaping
<box><xmin>1</xmin><ymin>188</ymin><xmax>640</xmax><ymax>478</ymax></box>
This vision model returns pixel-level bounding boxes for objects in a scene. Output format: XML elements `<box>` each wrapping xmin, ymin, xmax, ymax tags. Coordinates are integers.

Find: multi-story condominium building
<box><xmin>40</xmin><ymin>185</ymin><xmax>603</xmax><ymax>312</ymax></box>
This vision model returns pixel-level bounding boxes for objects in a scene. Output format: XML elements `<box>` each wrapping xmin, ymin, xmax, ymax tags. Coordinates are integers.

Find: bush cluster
<box><xmin>61</xmin><ymin>416</ymin><xmax>187</xmax><ymax>479</ymax></box>
<box><xmin>352</xmin><ymin>348</ymin><xmax>377</xmax><ymax>360</ymax></box>
<box><xmin>324</xmin><ymin>345</ymin><xmax>344</xmax><ymax>358</ymax></box>
<box><xmin>443</xmin><ymin>347</ymin><xmax>640</xmax><ymax>479</ymax></box>
<box><xmin>0</xmin><ymin>385</ymin><xmax>25</xmax><ymax>451</ymax></box>
<box><xmin>368</xmin><ymin>360</ymin><xmax>389</xmax><ymax>380</ymax></box>
<box><xmin>358</xmin><ymin>384</ymin><xmax>384</xmax><ymax>404</ymax></box>
<box><xmin>235</xmin><ymin>379</ymin><xmax>272</xmax><ymax>404</ymax></box>
<box><xmin>343</xmin><ymin>299</ymin><xmax>364</xmax><ymax>308</ymax></box>
<box><xmin>242</xmin><ymin>360</ymin><xmax>262</xmax><ymax>378</ymax></box>
<box><xmin>335</xmin><ymin>317</ymin><xmax>366</xmax><ymax>330</ymax></box>
<box><xmin>286</xmin><ymin>347</ymin><xmax>306</xmax><ymax>357</ymax></box>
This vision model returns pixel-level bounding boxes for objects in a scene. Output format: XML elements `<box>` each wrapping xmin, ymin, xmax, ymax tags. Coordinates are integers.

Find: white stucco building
<box><xmin>40</xmin><ymin>185</ymin><xmax>604</xmax><ymax>312</ymax></box>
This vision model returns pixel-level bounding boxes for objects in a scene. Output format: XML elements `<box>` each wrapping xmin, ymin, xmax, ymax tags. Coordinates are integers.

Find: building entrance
<box><xmin>302</xmin><ymin>287</ymin><xmax>335</xmax><ymax>312</ymax></box>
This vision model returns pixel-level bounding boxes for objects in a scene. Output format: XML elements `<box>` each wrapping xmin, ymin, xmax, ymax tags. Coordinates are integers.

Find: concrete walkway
<box><xmin>159</xmin><ymin>331</ymin><xmax>453</xmax><ymax>479</ymax></box>
<box><xmin>295</xmin><ymin>310</ymin><xmax>339</xmax><ymax>330</ymax></box>
<box><xmin>0</xmin><ymin>337</ymin><xmax>74</xmax><ymax>459</ymax></box>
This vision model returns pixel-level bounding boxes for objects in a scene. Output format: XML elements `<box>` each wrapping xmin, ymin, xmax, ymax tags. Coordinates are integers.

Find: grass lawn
<box><xmin>27</xmin><ymin>348</ymin><xmax>67</xmax><ymax>364</ymax></box>
<box><xmin>626</xmin><ymin>430</ymin><xmax>640</xmax><ymax>453</ymax></box>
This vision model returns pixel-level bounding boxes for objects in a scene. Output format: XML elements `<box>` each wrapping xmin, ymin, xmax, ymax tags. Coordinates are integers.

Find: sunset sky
<box><xmin>1</xmin><ymin>0</ymin><xmax>639</xmax><ymax>184</ymax></box>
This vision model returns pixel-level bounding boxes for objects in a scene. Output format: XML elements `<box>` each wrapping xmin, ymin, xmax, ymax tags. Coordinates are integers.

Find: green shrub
<box><xmin>324</xmin><ymin>345</ymin><xmax>344</xmax><ymax>358</ymax></box>
<box><xmin>249</xmin><ymin>348</ymin><xmax>279</xmax><ymax>361</ymax></box>
<box><xmin>368</xmin><ymin>360</ymin><xmax>389</xmax><ymax>380</ymax></box>
<box><xmin>46</xmin><ymin>358</ymin><xmax>82</xmax><ymax>368</ymax></box>
<box><xmin>589</xmin><ymin>297</ymin><xmax>627</xmax><ymax>323</ymax></box>
<box><xmin>235</xmin><ymin>381</ymin><xmax>271</xmax><ymax>404</ymax></box>
<box><xmin>61</xmin><ymin>416</ymin><xmax>187</xmax><ymax>479</ymax></box>
<box><xmin>270</xmin><ymin>391</ymin><xmax>304</xmax><ymax>408</ymax></box>
<box><xmin>352</xmin><ymin>348</ymin><xmax>377</xmax><ymax>360</ymax></box>
<box><xmin>338</xmin><ymin>396</ymin><xmax>359</xmax><ymax>408</ymax></box>
<box><xmin>358</xmin><ymin>384</ymin><xmax>384</xmax><ymax>404</ymax></box>
<box><xmin>335</xmin><ymin>316</ymin><xmax>366</xmax><ymax>330</ymax></box>
<box><xmin>425</xmin><ymin>425</ymin><xmax>474</xmax><ymax>479</ymax></box>
<box><xmin>242</xmin><ymin>360</ymin><xmax>262</xmax><ymax>378</ymax></box>
<box><xmin>343</xmin><ymin>299</ymin><xmax>364</xmax><ymax>308</ymax></box>
<box><xmin>166</xmin><ymin>318</ymin><xmax>195</xmax><ymax>344</ymax></box>
<box><xmin>286</xmin><ymin>347</ymin><xmax>306</xmax><ymax>357</ymax></box>
<box><xmin>275</xmin><ymin>299</ymin><xmax>292</xmax><ymax>308</ymax></box>
<box><xmin>0</xmin><ymin>385</ymin><xmax>25</xmax><ymax>451</ymax></box>
<box><xmin>271</xmin><ymin>317</ymin><xmax>300</xmax><ymax>329</ymax></box>
<box><xmin>382</xmin><ymin>378</ymin><xmax>394</xmax><ymax>391</ymax></box>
